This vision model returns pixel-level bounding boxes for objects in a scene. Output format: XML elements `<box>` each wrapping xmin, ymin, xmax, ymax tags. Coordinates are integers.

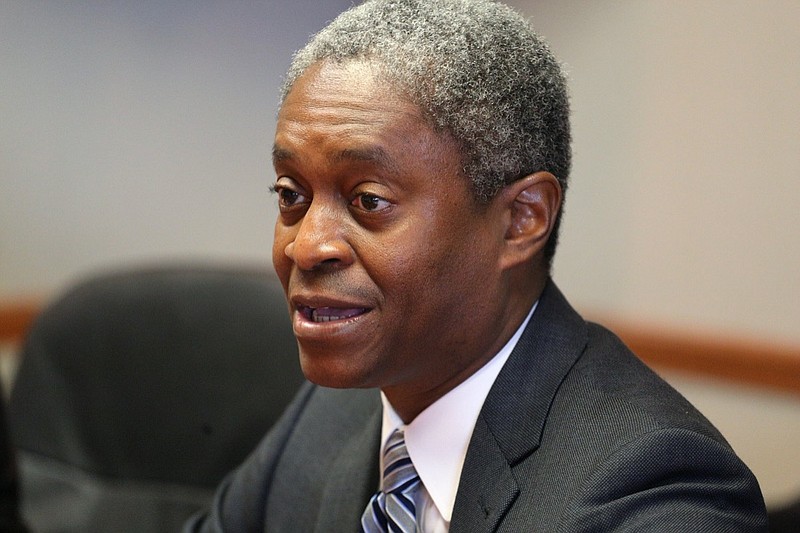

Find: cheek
<box><xmin>376</xmin><ymin>239</ymin><xmax>459</xmax><ymax>312</ymax></box>
<box><xmin>420</xmin><ymin>222</ymin><xmax>496</xmax><ymax>297</ymax></box>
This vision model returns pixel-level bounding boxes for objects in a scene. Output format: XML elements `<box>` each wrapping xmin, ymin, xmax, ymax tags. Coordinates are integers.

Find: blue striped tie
<box><xmin>361</xmin><ymin>429</ymin><xmax>420</xmax><ymax>532</ymax></box>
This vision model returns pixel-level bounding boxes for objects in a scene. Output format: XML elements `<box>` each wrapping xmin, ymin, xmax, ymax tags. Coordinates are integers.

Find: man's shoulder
<box><xmin>525</xmin><ymin>282</ymin><xmax>725</xmax><ymax>442</ymax></box>
<box><xmin>570</xmin><ymin>321</ymin><xmax>723</xmax><ymax>440</ymax></box>
<box><xmin>470</xmin><ymin>318</ymin><xmax>767</xmax><ymax>531</ymax></box>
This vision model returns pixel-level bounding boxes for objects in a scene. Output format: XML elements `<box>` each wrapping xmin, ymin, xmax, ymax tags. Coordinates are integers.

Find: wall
<box><xmin>1</xmin><ymin>0</ymin><xmax>351</xmax><ymax>298</ymax></box>
<box><xmin>507</xmin><ymin>0</ymin><xmax>800</xmax><ymax>346</ymax></box>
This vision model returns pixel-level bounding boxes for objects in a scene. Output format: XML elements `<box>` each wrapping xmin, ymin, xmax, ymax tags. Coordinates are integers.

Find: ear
<box><xmin>496</xmin><ymin>171</ymin><xmax>562</xmax><ymax>271</ymax></box>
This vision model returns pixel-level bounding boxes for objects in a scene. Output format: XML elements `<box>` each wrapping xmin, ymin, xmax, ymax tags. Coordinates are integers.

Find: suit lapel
<box><xmin>451</xmin><ymin>281</ymin><xmax>588</xmax><ymax>532</ymax></box>
<box><xmin>314</xmin><ymin>402</ymin><xmax>381</xmax><ymax>532</ymax></box>
<box><xmin>450</xmin><ymin>415</ymin><xmax>519</xmax><ymax>533</ymax></box>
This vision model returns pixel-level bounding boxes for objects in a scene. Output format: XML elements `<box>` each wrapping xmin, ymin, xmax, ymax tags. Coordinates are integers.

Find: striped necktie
<box><xmin>361</xmin><ymin>429</ymin><xmax>420</xmax><ymax>532</ymax></box>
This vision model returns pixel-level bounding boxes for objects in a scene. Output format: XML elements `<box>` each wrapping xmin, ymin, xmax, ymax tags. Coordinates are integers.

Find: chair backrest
<box><xmin>0</xmin><ymin>380</ymin><xmax>28</xmax><ymax>533</ymax></box>
<box><xmin>8</xmin><ymin>264</ymin><xmax>305</xmax><ymax>532</ymax></box>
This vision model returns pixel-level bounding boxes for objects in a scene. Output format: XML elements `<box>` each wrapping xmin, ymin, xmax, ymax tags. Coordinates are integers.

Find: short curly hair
<box><xmin>281</xmin><ymin>0</ymin><xmax>571</xmax><ymax>265</ymax></box>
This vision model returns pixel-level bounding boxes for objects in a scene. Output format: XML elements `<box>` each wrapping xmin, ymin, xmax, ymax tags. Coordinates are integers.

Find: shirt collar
<box><xmin>380</xmin><ymin>300</ymin><xmax>537</xmax><ymax>522</ymax></box>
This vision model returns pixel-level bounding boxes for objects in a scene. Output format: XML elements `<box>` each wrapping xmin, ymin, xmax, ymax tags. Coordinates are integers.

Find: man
<box><xmin>186</xmin><ymin>0</ymin><xmax>767</xmax><ymax>530</ymax></box>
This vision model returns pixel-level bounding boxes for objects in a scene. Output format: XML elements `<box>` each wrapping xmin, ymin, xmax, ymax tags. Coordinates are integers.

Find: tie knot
<box><xmin>381</xmin><ymin>429</ymin><xmax>419</xmax><ymax>494</ymax></box>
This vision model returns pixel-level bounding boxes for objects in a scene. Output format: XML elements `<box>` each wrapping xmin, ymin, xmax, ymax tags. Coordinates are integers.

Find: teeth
<box><xmin>309</xmin><ymin>307</ymin><xmax>365</xmax><ymax>323</ymax></box>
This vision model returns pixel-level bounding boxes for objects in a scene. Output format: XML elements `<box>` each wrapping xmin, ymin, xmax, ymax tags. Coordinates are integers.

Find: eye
<box><xmin>271</xmin><ymin>183</ymin><xmax>308</xmax><ymax>209</ymax></box>
<box><xmin>351</xmin><ymin>193</ymin><xmax>391</xmax><ymax>212</ymax></box>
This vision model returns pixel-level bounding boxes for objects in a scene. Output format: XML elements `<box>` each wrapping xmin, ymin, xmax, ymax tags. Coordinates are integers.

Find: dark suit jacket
<box><xmin>185</xmin><ymin>281</ymin><xmax>767</xmax><ymax>532</ymax></box>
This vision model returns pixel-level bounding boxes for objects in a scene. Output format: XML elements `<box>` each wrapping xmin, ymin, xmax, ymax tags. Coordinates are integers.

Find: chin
<box><xmin>298</xmin><ymin>349</ymin><xmax>378</xmax><ymax>390</ymax></box>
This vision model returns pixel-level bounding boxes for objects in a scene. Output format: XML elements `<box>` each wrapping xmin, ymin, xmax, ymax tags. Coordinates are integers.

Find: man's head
<box><xmin>272</xmin><ymin>0</ymin><xmax>570</xmax><ymax>421</ymax></box>
<box><xmin>282</xmin><ymin>0</ymin><xmax>571</xmax><ymax>265</ymax></box>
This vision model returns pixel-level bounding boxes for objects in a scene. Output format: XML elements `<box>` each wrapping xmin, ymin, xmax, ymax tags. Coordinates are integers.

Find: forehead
<box><xmin>274</xmin><ymin>60</ymin><xmax>460</xmax><ymax>175</ymax></box>
<box><xmin>281</xmin><ymin>59</ymin><xmax>411</xmax><ymax>113</ymax></box>
<box><xmin>277</xmin><ymin>61</ymin><xmax>421</xmax><ymax>137</ymax></box>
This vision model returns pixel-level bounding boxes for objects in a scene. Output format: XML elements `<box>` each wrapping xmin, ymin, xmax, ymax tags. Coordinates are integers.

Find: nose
<box><xmin>284</xmin><ymin>201</ymin><xmax>354</xmax><ymax>271</ymax></box>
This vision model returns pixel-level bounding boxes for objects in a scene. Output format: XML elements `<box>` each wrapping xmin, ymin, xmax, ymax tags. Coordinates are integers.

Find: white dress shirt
<box><xmin>379</xmin><ymin>301</ymin><xmax>537</xmax><ymax>532</ymax></box>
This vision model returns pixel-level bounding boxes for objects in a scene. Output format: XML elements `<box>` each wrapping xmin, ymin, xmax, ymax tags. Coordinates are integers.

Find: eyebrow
<box><xmin>272</xmin><ymin>144</ymin><xmax>399</xmax><ymax>175</ymax></box>
<box><xmin>272</xmin><ymin>145</ymin><xmax>293</xmax><ymax>164</ymax></box>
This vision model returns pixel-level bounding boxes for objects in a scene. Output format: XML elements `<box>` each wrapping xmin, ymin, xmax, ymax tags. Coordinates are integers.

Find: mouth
<box><xmin>296</xmin><ymin>304</ymin><xmax>370</xmax><ymax>323</ymax></box>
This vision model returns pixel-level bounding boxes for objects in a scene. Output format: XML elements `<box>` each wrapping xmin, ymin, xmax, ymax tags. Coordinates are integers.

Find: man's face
<box><xmin>272</xmin><ymin>61</ymin><xmax>513</xmax><ymax>416</ymax></box>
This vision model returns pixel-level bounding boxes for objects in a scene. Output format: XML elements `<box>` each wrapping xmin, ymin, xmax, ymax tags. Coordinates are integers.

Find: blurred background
<box><xmin>2</xmin><ymin>0</ymin><xmax>799</xmax><ymax>511</ymax></box>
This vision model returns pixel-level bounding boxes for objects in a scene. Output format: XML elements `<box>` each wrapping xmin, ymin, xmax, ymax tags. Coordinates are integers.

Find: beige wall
<box><xmin>1</xmin><ymin>1</ymin><xmax>352</xmax><ymax>298</ymax></box>
<box><xmin>507</xmin><ymin>0</ymin><xmax>800</xmax><ymax>345</ymax></box>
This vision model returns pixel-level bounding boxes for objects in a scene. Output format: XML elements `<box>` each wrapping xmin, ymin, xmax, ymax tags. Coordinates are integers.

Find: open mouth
<box><xmin>297</xmin><ymin>305</ymin><xmax>369</xmax><ymax>323</ymax></box>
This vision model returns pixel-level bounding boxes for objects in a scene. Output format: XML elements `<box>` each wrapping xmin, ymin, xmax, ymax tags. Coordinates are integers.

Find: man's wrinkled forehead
<box><xmin>273</xmin><ymin>59</ymin><xmax>456</xmax><ymax>173</ymax></box>
<box><xmin>272</xmin><ymin>143</ymin><xmax>401</xmax><ymax>177</ymax></box>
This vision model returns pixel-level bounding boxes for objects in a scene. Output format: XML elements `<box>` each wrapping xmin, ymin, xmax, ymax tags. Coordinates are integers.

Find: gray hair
<box><xmin>281</xmin><ymin>0</ymin><xmax>571</xmax><ymax>264</ymax></box>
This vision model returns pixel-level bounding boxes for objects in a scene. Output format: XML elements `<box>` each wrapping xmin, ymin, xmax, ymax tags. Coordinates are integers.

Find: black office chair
<box><xmin>8</xmin><ymin>264</ymin><xmax>305</xmax><ymax>532</ymax></box>
<box><xmin>0</xmin><ymin>380</ymin><xmax>28</xmax><ymax>533</ymax></box>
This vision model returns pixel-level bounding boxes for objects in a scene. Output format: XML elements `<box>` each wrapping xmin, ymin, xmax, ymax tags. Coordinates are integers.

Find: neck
<box><xmin>384</xmin><ymin>278</ymin><xmax>544</xmax><ymax>423</ymax></box>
